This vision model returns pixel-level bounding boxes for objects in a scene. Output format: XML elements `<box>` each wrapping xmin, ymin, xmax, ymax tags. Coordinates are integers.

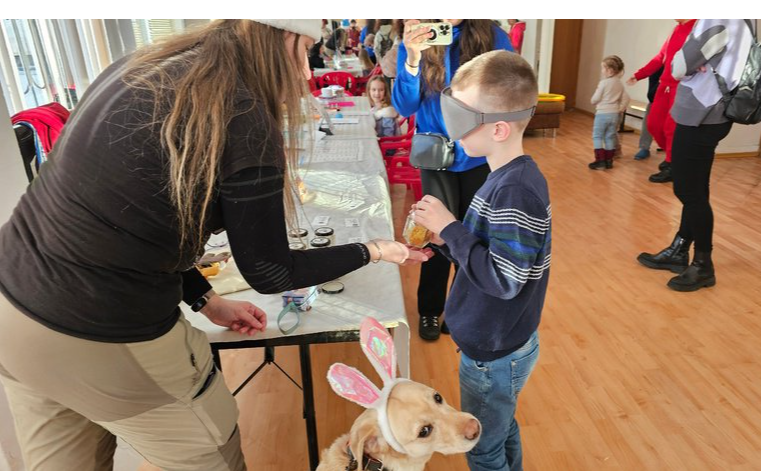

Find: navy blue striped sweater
<box><xmin>439</xmin><ymin>155</ymin><xmax>551</xmax><ymax>361</ymax></box>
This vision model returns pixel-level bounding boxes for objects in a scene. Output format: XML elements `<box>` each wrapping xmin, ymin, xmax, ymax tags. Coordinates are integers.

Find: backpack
<box><xmin>378</xmin><ymin>33</ymin><xmax>394</xmax><ymax>59</ymax></box>
<box><xmin>10</xmin><ymin>102</ymin><xmax>70</xmax><ymax>154</ymax></box>
<box><xmin>714</xmin><ymin>19</ymin><xmax>761</xmax><ymax>125</ymax></box>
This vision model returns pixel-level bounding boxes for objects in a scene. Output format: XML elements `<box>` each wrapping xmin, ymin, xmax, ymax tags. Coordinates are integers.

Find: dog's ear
<box><xmin>360</xmin><ymin>317</ymin><xmax>397</xmax><ymax>384</ymax></box>
<box><xmin>349</xmin><ymin>410</ymin><xmax>386</xmax><ymax>462</ymax></box>
<box><xmin>327</xmin><ymin>363</ymin><xmax>381</xmax><ymax>408</ymax></box>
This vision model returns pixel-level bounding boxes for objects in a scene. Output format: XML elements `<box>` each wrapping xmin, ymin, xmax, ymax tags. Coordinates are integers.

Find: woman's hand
<box><xmin>201</xmin><ymin>296</ymin><xmax>267</xmax><ymax>335</ymax></box>
<box><xmin>366</xmin><ymin>239</ymin><xmax>434</xmax><ymax>265</ymax></box>
<box><xmin>403</xmin><ymin>20</ymin><xmax>433</xmax><ymax>65</ymax></box>
<box><xmin>626</xmin><ymin>75</ymin><xmax>637</xmax><ymax>86</ymax></box>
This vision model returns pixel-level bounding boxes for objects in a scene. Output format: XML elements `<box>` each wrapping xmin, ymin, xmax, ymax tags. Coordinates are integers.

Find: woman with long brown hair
<box><xmin>392</xmin><ymin>19</ymin><xmax>513</xmax><ymax>341</ymax></box>
<box><xmin>0</xmin><ymin>20</ymin><xmax>429</xmax><ymax>470</ymax></box>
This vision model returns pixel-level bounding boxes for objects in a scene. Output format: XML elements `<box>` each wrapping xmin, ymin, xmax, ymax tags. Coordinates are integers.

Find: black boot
<box><xmin>658</xmin><ymin>159</ymin><xmax>669</xmax><ymax>170</ymax></box>
<box><xmin>668</xmin><ymin>251</ymin><xmax>716</xmax><ymax>292</ymax></box>
<box><xmin>649</xmin><ymin>165</ymin><xmax>673</xmax><ymax>183</ymax></box>
<box><xmin>604</xmin><ymin>149</ymin><xmax>614</xmax><ymax>169</ymax></box>
<box><xmin>637</xmin><ymin>234</ymin><xmax>691</xmax><ymax>273</ymax></box>
<box><xmin>440</xmin><ymin>319</ymin><xmax>450</xmax><ymax>335</ymax></box>
<box><xmin>589</xmin><ymin>149</ymin><xmax>606</xmax><ymax>170</ymax></box>
<box><xmin>419</xmin><ymin>315</ymin><xmax>441</xmax><ymax>341</ymax></box>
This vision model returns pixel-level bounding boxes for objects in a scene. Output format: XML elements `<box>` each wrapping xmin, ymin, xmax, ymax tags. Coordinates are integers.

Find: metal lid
<box><xmin>288</xmin><ymin>228</ymin><xmax>309</xmax><ymax>238</ymax></box>
<box><xmin>310</xmin><ymin>237</ymin><xmax>331</xmax><ymax>247</ymax></box>
<box><xmin>315</xmin><ymin>227</ymin><xmax>334</xmax><ymax>237</ymax></box>
<box><xmin>321</xmin><ymin>281</ymin><xmax>344</xmax><ymax>294</ymax></box>
<box><xmin>289</xmin><ymin>242</ymin><xmax>307</xmax><ymax>250</ymax></box>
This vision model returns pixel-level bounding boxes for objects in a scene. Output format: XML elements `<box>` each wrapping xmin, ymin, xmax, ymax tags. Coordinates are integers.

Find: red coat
<box><xmin>509</xmin><ymin>22</ymin><xmax>526</xmax><ymax>54</ymax></box>
<box><xmin>634</xmin><ymin>20</ymin><xmax>696</xmax><ymax>87</ymax></box>
<box><xmin>11</xmin><ymin>102</ymin><xmax>70</xmax><ymax>154</ymax></box>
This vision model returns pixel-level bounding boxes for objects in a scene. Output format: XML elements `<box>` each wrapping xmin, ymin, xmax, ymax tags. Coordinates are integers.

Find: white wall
<box><xmin>497</xmin><ymin>19</ymin><xmax>554</xmax><ymax>93</ymax></box>
<box><xmin>0</xmin><ymin>92</ymin><xmax>27</xmax><ymax>471</ymax></box>
<box><xmin>576</xmin><ymin>19</ymin><xmax>761</xmax><ymax>155</ymax></box>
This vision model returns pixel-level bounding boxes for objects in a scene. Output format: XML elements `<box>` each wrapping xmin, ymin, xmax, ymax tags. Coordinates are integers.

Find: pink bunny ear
<box><xmin>360</xmin><ymin>317</ymin><xmax>397</xmax><ymax>384</ymax></box>
<box><xmin>327</xmin><ymin>363</ymin><xmax>382</xmax><ymax>408</ymax></box>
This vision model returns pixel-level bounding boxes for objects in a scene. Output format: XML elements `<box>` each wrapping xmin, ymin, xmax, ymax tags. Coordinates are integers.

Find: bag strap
<box><xmin>712</xmin><ymin>20</ymin><xmax>756</xmax><ymax>100</ymax></box>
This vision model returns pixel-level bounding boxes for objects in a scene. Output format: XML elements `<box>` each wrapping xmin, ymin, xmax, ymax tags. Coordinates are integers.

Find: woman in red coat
<box><xmin>508</xmin><ymin>20</ymin><xmax>526</xmax><ymax>54</ymax></box>
<box><xmin>627</xmin><ymin>19</ymin><xmax>696</xmax><ymax>183</ymax></box>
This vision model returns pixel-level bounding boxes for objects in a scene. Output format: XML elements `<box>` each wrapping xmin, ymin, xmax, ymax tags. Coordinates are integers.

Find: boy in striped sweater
<box><xmin>413</xmin><ymin>50</ymin><xmax>550</xmax><ymax>471</ymax></box>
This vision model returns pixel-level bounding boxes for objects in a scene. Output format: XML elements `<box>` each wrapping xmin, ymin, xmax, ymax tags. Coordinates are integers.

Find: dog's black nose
<box><xmin>465</xmin><ymin>418</ymin><xmax>481</xmax><ymax>440</ymax></box>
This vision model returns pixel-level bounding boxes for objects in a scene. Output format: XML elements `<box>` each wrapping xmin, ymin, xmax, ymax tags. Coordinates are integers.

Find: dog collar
<box><xmin>346</xmin><ymin>446</ymin><xmax>390</xmax><ymax>471</ymax></box>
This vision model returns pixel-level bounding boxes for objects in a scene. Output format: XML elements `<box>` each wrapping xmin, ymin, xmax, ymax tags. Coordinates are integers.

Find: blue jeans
<box><xmin>459</xmin><ymin>330</ymin><xmax>540</xmax><ymax>471</ymax></box>
<box><xmin>593</xmin><ymin>112</ymin><xmax>619</xmax><ymax>150</ymax></box>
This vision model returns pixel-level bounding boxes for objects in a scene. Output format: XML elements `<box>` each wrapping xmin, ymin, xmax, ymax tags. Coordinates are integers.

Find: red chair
<box><xmin>378</xmin><ymin>116</ymin><xmax>421</xmax><ymax>200</ymax></box>
<box><xmin>386</xmin><ymin>153</ymin><xmax>422</xmax><ymax>200</ymax></box>
<box><xmin>354</xmin><ymin>65</ymin><xmax>384</xmax><ymax>95</ymax></box>
<box><xmin>308</xmin><ymin>72</ymin><xmax>320</xmax><ymax>92</ymax></box>
<box><xmin>379</xmin><ymin>115</ymin><xmax>415</xmax><ymax>145</ymax></box>
<box><xmin>320</xmin><ymin>72</ymin><xmax>355</xmax><ymax>92</ymax></box>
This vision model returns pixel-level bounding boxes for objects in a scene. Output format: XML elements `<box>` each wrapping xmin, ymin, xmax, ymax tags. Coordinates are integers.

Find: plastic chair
<box><xmin>385</xmin><ymin>153</ymin><xmax>422</xmax><ymax>200</ymax></box>
<box><xmin>379</xmin><ymin>115</ymin><xmax>415</xmax><ymax>145</ymax></box>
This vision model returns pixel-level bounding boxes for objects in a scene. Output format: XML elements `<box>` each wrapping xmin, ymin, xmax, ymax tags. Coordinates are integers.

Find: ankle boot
<box><xmin>650</xmin><ymin>164</ymin><xmax>673</xmax><ymax>183</ymax></box>
<box><xmin>604</xmin><ymin>149</ymin><xmax>614</xmax><ymax>169</ymax></box>
<box><xmin>589</xmin><ymin>149</ymin><xmax>606</xmax><ymax>170</ymax></box>
<box><xmin>637</xmin><ymin>234</ymin><xmax>691</xmax><ymax>273</ymax></box>
<box><xmin>667</xmin><ymin>251</ymin><xmax>716</xmax><ymax>292</ymax></box>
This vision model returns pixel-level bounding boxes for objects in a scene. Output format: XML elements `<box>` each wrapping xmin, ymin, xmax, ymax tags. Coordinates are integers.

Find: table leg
<box><xmin>299</xmin><ymin>344</ymin><xmax>320</xmax><ymax>470</ymax></box>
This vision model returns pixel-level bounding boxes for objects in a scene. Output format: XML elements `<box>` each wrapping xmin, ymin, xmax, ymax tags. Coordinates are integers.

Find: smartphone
<box><xmin>413</xmin><ymin>22</ymin><xmax>454</xmax><ymax>46</ymax></box>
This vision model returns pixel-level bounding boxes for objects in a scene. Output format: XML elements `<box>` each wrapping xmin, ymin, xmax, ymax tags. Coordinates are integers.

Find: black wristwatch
<box><xmin>191</xmin><ymin>291</ymin><xmax>214</xmax><ymax>312</ymax></box>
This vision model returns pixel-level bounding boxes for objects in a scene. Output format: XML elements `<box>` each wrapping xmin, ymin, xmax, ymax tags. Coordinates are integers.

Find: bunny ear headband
<box><xmin>327</xmin><ymin>317</ymin><xmax>409</xmax><ymax>454</ymax></box>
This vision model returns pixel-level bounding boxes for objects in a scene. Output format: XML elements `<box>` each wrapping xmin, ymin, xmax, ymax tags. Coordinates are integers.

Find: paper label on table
<box><xmin>313</xmin><ymin>216</ymin><xmax>331</xmax><ymax>226</ymax></box>
<box><xmin>345</xmin><ymin>218</ymin><xmax>361</xmax><ymax>228</ymax></box>
<box><xmin>330</xmin><ymin>118</ymin><xmax>360</xmax><ymax>125</ymax></box>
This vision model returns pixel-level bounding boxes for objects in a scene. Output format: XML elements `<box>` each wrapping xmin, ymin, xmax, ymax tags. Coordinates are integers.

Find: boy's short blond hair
<box><xmin>451</xmin><ymin>50</ymin><xmax>538</xmax><ymax>131</ymax></box>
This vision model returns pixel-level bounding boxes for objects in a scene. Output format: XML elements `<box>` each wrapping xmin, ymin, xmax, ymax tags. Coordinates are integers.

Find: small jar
<box><xmin>402</xmin><ymin>213</ymin><xmax>432</xmax><ymax>248</ymax></box>
<box><xmin>310</xmin><ymin>237</ymin><xmax>331</xmax><ymax>248</ymax></box>
<box><xmin>289</xmin><ymin>242</ymin><xmax>307</xmax><ymax>251</ymax></box>
<box><xmin>289</xmin><ymin>228</ymin><xmax>309</xmax><ymax>239</ymax></box>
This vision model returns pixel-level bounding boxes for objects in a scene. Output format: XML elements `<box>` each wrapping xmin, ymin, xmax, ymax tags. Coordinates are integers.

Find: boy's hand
<box><xmin>413</xmin><ymin>195</ymin><xmax>456</xmax><ymax>235</ymax></box>
<box><xmin>430</xmin><ymin>233</ymin><xmax>445</xmax><ymax>246</ymax></box>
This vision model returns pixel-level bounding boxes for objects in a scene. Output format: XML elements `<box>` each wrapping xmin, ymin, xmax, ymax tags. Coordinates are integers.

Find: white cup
<box><xmin>321</xmin><ymin>87</ymin><xmax>335</xmax><ymax>98</ymax></box>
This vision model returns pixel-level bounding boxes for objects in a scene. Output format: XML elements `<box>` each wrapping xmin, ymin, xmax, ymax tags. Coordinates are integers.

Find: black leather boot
<box><xmin>649</xmin><ymin>165</ymin><xmax>673</xmax><ymax>183</ymax></box>
<box><xmin>668</xmin><ymin>251</ymin><xmax>716</xmax><ymax>292</ymax></box>
<box><xmin>658</xmin><ymin>159</ymin><xmax>669</xmax><ymax>170</ymax></box>
<box><xmin>637</xmin><ymin>234</ymin><xmax>691</xmax><ymax>273</ymax></box>
<box><xmin>419</xmin><ymin>315</ymin><xmax>441</xmax><ymax>341</ymax></box>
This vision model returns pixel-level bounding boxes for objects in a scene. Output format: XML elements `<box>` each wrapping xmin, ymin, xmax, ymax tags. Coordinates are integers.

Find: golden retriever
<box><xmin>317</xmin><ymin>381</ymin><xmax>480</xmax><ymax>471</ymax></box>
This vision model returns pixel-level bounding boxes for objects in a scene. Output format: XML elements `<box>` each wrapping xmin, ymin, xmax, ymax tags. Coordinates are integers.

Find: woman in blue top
<box><xmin>394</xmin><ymin>19</ymin><xmax>512</xmax><ymax>341</ymax></box>
<box><xmin>360</xmin><ymin>19</ymin><xmax>377</xmax><ymax>63</ymax></box>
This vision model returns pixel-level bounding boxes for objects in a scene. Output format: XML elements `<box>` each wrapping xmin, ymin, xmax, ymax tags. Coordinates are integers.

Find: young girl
<box><xmin>589</xmin><ymin>55</ymin><xmax>629</xmax><ymax>170</ymax></box>
<box><xmin>367</xmin><ymin>75</ymin><xmax>400</xmax><ymax>137</ymax></box>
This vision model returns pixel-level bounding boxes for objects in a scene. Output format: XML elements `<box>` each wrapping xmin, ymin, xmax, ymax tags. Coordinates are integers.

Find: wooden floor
<box><xmin>139</xmin><ymin>111</ymin><xmax>761</xmax><ymax>471</ymax></box>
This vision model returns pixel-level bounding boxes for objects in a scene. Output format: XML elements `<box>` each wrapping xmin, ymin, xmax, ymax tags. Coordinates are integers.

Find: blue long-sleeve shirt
<box><xmin>438</xmin><ymin>155</ymin><xmax>551</xmax><ymax>361</ymax></box>
<box><xmin>392</xmin><ymin>23</ymin><xmax>512</xmax><ymax>172</ymax></box>
<box><xmin>360</xmin><ymin>26</ymin><xmax>375</xmax><ymax>60</ymax></box>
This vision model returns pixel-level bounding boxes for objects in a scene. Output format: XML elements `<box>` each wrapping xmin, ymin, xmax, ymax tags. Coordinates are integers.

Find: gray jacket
<box><xmin>671</xmin><ymin>19</ymin><xmax>756</xmax><ymax>126</ymax></box>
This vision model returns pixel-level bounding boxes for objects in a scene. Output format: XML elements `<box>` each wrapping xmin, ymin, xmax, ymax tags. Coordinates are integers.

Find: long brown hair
<box><xmin>123</xmin><ymin>20</ymin><xmax>308</xmax><ymax>253</ymax></box>
<box><xmin>367</xmin><ymin>75</ymin><xmax>392</xmax><ymax>108</ymax></box>
<box><xmin>421</xmin><ymin>19</ymin><xmax>495</xmax><ymax>95</ymax></box>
